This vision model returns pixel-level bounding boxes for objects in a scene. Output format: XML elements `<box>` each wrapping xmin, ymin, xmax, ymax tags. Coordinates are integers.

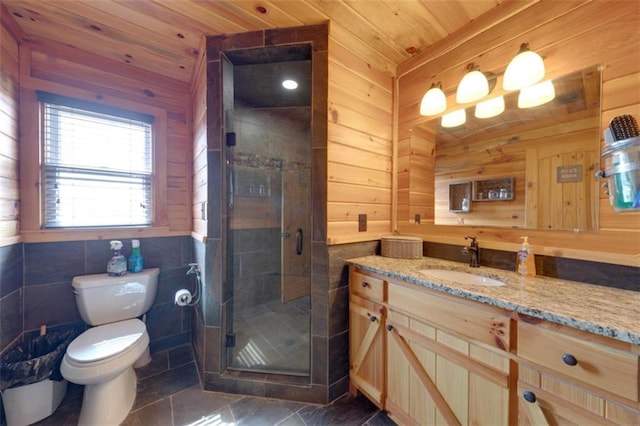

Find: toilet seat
<box><xmin>66</xmin><ymin>318</ymin><xmax>146</xmax><ymax>364</ymax></box>
<box><xmin>61</xmin><ymin>319</ymin><xmax>149</xmax><ymax>385</ymax></box>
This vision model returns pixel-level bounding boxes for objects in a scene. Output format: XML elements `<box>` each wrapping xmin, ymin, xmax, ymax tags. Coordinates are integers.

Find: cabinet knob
<box><xmin>369</xmin><ymin>315</ymin><xmax>377</xmax><ymax>322</ymax></box>
<box><xmin>562</xmin><ymin>353</ymin><xmax>578</xmax><ymax>366</ymax></box>
<box><xmin>361</xmin><ymin>281</ymin><xmax>370</xmax><ymax>288</ymax></box>
<box><xmin>386</xmin><ymin>324</ymin><xmax>394</xmax><ymax>331</ymax></box>
<box><xmin>522</xmin><ymin>391</ymin><xmax>537</xmax><ymax>403</ymax></box>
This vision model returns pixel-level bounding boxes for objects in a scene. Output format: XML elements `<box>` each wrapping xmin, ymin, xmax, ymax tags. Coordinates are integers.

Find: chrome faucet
<box><xmin>463</xmin><ymin>236</ymin><xmax>479</xmax><ymax>268</ymax></box>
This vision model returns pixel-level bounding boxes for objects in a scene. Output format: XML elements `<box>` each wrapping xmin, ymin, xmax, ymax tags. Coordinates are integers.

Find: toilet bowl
<box><xmin>61</xmin><ymin>319</ymin><xmax>149</xmax><ymax>425</ymax></box>
<box><xmin>61</xmin><ymin>268</ymin><xmax>159</xmax><ymax>426</ymax></box>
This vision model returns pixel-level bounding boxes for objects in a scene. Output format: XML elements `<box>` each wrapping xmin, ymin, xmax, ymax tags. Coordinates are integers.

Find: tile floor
<box><xmin>230</xmin><ymin>298</ymin><xmax>310</xmax><ymax>374</ymax></box>
<box><xmin>33</xmin><ymin>345</ymin><xmax>395</xmax><ymax>426</ymax></box>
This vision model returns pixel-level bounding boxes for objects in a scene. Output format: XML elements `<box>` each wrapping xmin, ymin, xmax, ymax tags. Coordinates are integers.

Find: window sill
<box><xmin>20</xmin><ymin>226</ymin><xmax>189</xmax><ymax>243</ymax></box>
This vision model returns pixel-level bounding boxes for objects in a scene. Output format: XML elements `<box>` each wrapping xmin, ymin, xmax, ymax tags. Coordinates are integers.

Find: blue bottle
<box><xmin>107</xmin><ymin>240</ymin><xmax>127</xmax><ymax>276</ymax></box>
<box><xmin>128</xmin><ymin>239</ymin><xmax>144</xmax><ymax>273</ymax></box>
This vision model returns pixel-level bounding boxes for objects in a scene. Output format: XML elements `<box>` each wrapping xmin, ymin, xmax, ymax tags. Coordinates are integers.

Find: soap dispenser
<box><xmin>107</xmin><ymin>240</ymin><xmax>127</xmax><ymax>277</ymax></box>
<box><xmin>516</xmin><ymin>237</ymin><xmax>536</xmax><ymax>277</ymax></box>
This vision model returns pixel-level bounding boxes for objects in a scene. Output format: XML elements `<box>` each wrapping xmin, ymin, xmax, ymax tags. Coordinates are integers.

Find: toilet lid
<box><xmin>67</xmin><ymin>319</ymin><xmax>146</xmax><ymax>363</ymax></box>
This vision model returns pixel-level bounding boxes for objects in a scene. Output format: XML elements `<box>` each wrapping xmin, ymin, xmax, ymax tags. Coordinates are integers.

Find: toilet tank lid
<box><xmin>66</xmin><ymin>319</ymin><xmax>147</xmax><ymax>363</ymax></box>
<box><xmin>72</xmin><ymin>268</ymin><xmax>160</xmax><ymax>289</ymax></box>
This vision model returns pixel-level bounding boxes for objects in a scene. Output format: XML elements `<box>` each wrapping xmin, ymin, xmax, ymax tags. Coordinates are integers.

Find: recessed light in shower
<box><xmin>282</xmin><ymin>79</ymin><xmax>298</xmax><ymax>90</ymax></box>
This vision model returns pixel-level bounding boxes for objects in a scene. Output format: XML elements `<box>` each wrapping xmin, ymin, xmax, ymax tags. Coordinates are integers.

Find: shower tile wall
<box><xmin>0</xmin><ymin>236</ymin><xmax>194</xmax><ymax>356</ymax></box>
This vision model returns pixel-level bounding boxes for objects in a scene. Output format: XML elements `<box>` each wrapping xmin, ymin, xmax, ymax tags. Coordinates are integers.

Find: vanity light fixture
<box><xmin>456</xmin><ymin>63</ymin><xmax>489</xmax><ymax>104</ymax></box>
<box><xmin>475</xmin><ymin>95</ymin><xmax>505</xmax><ymax>119</ymax></box>
<box><xmin>282</xmin><ymin>79</ymin><xmax>298</xmax><ymax>90</ymax></box>
<box><xmin>503</xmin><ymin>43</ymin><xmax>546</xmax><ymax>91</ymax></box>
<box><xmin>420</xmin><ymin>82</ymin><xmax>447</xmax><ymax>116</ymax></box>
<box><xmin>441</xmin><ymin>109</ymin><xmax>466</xmax><ymax>128</ymax></box>
<box><xmin>518</xmin><ymin>80</ymin><xmax>555</xmax><ymax>108</ymax></box>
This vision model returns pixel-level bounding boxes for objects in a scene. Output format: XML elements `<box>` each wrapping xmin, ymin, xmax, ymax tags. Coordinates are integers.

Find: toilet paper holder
<box><xmin>174</xmin><ymin>263</ymin><xmax>201</xmax><ymax>307</ymax></box>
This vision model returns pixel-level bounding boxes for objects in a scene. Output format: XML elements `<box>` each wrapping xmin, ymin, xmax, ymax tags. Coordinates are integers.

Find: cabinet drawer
<box><xmin>387</xmin><ymin>281</ymin><xmax>511</xmax><ymax>352</ymax></box>
<box><xmin>518</xmin><ymin>322</ymin><xmax>639</xmax><ymax>401</ymax></box>
<box><xmin>351</xmin><ymin>270</ymin><xmax>385</xmax><ymax>302</ymax></box>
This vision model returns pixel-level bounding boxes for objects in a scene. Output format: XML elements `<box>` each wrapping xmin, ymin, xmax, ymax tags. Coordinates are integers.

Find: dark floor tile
<box><xmin>171</xmin><ymin>385</ymin><xmax>242</xmax><ymax>425</ymax></box>
<box><xmin>168</xmin><ymin>344</ymin><xmax>194</xmax><ymax>368</ymax></box>
<box><xmin>276</xmin><ymin>412</ymin><xmax>306</xmax><ymax>426</ymax></box>
<box><xmin>230</xmin><ymin>396</ymin><xmax>305</xmax><ymax>426</ymax></box>
<box><xmin>133</xmin><ymin>362</ymin><xmax>199</xmax><ymax>410</ymax></box>
<box><xmin>122</xmin><ymin>398</ymin><xmax>173</xmax><ymax>426</ymax></box>
<box><xmin>364</xmin><ymin>410</ymin><xmax>397</xmax><ymax>426</ymax></box>
<box><xmin>298</xmin><ymin>393</ymin><xmax>379</xmax><ymax>426</ymax></box>
<box><xmin>135</xmin><ymin>350</ymin><xmax>169</xmax><ymax>380</ymax></box>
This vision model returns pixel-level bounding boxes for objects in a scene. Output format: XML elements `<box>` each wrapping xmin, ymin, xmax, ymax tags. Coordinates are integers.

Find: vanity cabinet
<box><xmin>517</xmin><ymin>320</ymin><xmax>639</xmax><ymax>425</ymax></box>
<box><xmin>385</xmin><ymin>280</ymin><xmax>513</xmax><ymax>425</ymax></box>
<box><xmin>349</xmin><ymin>269</ymin><xmax>387</xmax><ymax>408</ymax></box>
<box><xmin>348</xmin><ymin>264</ymin><xmax>639</xmax><ymax>425</ymax></box>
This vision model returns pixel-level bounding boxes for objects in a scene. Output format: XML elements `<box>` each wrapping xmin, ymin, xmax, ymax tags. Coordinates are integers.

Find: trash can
<box><xmin>1</xmin><ymin>329</ymin><xmax>77</xmax><ymax>426</ymax></box>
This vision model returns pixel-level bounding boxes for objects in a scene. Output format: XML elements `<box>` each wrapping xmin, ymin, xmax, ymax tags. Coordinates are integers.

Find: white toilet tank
<box><xmin>72</xmin><ymin>268</ymin><xmax>159</xmax><ymax>326</ymax></box>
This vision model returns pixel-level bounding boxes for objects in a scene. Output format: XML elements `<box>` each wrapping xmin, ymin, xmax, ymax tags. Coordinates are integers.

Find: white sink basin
<box><xmin>419</xmin><ymin>269</ymin><xmax>506</xmax><ymax>287</ymax></box>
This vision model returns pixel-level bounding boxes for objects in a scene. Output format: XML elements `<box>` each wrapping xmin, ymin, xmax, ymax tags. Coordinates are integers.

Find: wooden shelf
<box><xmin>473</xmin><ymin>177</ymin><xmax>514</xmax><ymax>201</ymax></box>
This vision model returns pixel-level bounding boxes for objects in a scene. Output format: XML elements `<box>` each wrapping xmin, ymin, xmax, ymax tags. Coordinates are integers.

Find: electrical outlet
<box><xmin>358</xmin><ymin>214</ymin><xmax>367</xmax><ymax>232</ymax></box>
<box><xmin>415</xmin><ymin>214</ymin><xmax>421</xmax><ymax>224</ymax></box>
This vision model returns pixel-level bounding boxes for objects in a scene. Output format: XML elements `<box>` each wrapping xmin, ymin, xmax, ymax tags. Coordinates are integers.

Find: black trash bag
<box><xmin>0</xmin><ymin>329</ymin><xmax>78</xmax><ymax>391</ymax></box>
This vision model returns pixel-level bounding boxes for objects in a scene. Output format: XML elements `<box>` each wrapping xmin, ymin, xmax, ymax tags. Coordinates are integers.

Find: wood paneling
<box><xmin>17</xmin><ymin>41</ymin><xmax>192</xmax><ymax>242</ymax></box>
<box><xmin>396</xmin><ymin>1</ymin><xmax>640</xmax><ymax>266</ymax></box>
<box><xmin>327</xmin><ymin>28</ymin><xmax>394</xmax><ymax>244</ymax></box>
<box><xmin>0</xmin><ymin>7</ymin><xmax>20</xmax><ymax>246</ymax></box>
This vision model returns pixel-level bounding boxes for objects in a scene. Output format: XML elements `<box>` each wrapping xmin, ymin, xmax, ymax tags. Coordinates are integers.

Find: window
<box><xmin>38</xmin><ymin>92</ymin><xmax>154</xmax><ymax>228</ymax></box>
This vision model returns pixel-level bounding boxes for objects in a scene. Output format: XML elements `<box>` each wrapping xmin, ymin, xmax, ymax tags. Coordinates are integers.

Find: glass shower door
<box><xmin>226</xmin><ymin>107</ymin><xmax>311</xmax><ymax>376</ymax></box>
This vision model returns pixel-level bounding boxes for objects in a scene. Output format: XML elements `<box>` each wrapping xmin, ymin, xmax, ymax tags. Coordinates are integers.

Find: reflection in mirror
<box><xmin>416</xmin><ymin>64</ymin><xmax>601</xmax><ymax>231</ymax></box>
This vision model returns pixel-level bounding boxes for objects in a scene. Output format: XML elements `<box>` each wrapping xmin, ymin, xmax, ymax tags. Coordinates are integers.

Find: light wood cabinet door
<box><xmin>518</xmin><ymin>365</ymin><xmax>640</xmax><ymax>426</ymax></box>
<box><xmin>349</xmin><ymin>293</ymin><xmax>385</xmax><ymax>408</ymax></box>
<box><xmin>385</xmin><ymin>309</ymin><xmax>511</xmax><ymax>426</ymax></box>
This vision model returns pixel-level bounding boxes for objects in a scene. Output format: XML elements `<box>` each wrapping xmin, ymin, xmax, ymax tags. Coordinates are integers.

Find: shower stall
<box><xmin>223</xmin><ymin>45</ymin><xmax>312</xmax><ymax>376</ymax></box>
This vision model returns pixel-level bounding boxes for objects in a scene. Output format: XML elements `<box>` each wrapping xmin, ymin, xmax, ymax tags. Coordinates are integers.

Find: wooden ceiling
<box><xmin>3</xmin><ymin>0</ymin><xmax>514</xmax><ymax>83</ymax></box>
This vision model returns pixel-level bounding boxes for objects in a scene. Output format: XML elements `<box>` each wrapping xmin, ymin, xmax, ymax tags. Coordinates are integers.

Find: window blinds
<box><xmin>41</xmin><ymin>98</ymin><xmax>153</xmax><ymax>228</ymax></box>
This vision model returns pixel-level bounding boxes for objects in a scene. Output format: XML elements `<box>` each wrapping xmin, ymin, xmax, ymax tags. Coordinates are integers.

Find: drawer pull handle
<box><xmin>562</xmin><ymin>353</ymin><xmax>578</xmax><ymax>366</ymax></box>
<box><xmin>361</xmin><ymin>281</ymin><xmax>370</xmax><ymax>288</ymax></box>
<box><xmin>386</xmin><ymin>324</ymin><xmax>394</xmax><ymax>331</ymax></box>
<box><xmin>523</xmin><ymin>391</ymin><xmax>537</xmax><ymax>403</ymax></box>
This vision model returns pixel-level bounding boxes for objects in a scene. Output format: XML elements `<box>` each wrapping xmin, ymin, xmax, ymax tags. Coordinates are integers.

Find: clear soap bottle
<box><xmin>516</xmin><ymin>236</ymin><xmax>536</xmax><ymax>277</ymax></box>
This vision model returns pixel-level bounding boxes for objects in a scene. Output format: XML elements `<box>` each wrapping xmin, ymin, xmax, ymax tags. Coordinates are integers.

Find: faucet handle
<box><xmin>465</xmin><ymin>235</ymin><xmax>477</xmax><ymax>242</ymax></box>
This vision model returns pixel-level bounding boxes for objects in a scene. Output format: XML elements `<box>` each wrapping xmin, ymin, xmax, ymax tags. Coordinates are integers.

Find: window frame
<box><xmin>39</xmin><ymin>93</ymin><xmax>155</xmax><ymax>229</ymax></box>
<box><xmin>20</xmin><ymin>86</ymin><xmax>168</xmax><ymax>242</ymax></box>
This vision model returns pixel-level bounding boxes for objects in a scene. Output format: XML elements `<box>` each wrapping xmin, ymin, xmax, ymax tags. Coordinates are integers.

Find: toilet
<box><xmin>61</xmin><ymin>268</ymin><xmax>159</xmax><ymax>426</ymax></box>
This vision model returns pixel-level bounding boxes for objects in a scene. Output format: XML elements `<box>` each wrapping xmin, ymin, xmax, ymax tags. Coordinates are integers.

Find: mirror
<box><xmin>415</xmin><ymin>64</ymin><xmax>601</xmax><ymax>231</ymax></box>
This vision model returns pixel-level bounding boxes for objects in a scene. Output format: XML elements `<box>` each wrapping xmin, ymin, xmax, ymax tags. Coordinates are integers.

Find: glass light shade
<box><xmin>456</xmin><ymin>70</ymin><xmax>489</xmax><ymax>104</ymax></box>
<box><xmin>420</xmin><ymin>85</ymin><xmax>447</xmax><ymax>116</ymax></box>
<box><xmin>282</xmin><ymin>79</ymin><xmax>298</xmax><ymax>90</ymax></box>
<box><xmin>503</xmin><ymin>45</ymin><xmax>545</xmax><ymax>91</ymax></box>
<box><xmin>518</xmin><ymin>80</ymin><xmax>555</xmax><ymax>108</ymax></box>
<box><xmin>441</xmin><ymin>109</ymin><xmax>466</xmax><ymax>128</ymax></box>
<box><xmin>475</xmin><ymin>96</ymin><xmax>505</xmax><ymax>119</ymax></box>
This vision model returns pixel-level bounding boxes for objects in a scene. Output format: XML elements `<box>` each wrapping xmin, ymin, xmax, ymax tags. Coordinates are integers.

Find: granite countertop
<box><xmin>347</xmin><ymin>255</ymin><xmax>640</xmax><ymax>345</ymax></box>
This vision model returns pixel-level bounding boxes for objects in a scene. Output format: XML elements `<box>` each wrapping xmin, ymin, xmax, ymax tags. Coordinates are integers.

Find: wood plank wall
<box><xmin>0</xmin><ymin>7</ymin><xmax>21</xmax><ymax>246</ymax></box>
<box><xmin>396</xmin><ymin>1</ymin><xmax>640</xmax><ymax>266</ymax></box>
<box><xmin>191</xmin><ymin>38</ymin><xmax>207</xmax><ymax>239</ymax></box>
<box><xmin>13</xmin><ymin>30</ymin><xmax>193</xmax><ymax>242</ymax></box>
<box><xmin>326</xmin><ymin>29</ymin><xmax>395</xmax><ymax>244</ymax></box>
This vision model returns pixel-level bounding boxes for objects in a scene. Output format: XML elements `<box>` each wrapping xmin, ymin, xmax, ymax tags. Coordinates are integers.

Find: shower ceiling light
<box><xmin>282</xmin><ymin>79</ymin><xmax>298</xmax><ymax>90</ymax></box>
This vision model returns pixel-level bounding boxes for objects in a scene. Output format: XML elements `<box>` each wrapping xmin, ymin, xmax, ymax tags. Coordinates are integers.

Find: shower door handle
<box><xmin>296</xmin><ymin>228</ymin><xmax>303</xmax><ymax>255</ymax></box>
